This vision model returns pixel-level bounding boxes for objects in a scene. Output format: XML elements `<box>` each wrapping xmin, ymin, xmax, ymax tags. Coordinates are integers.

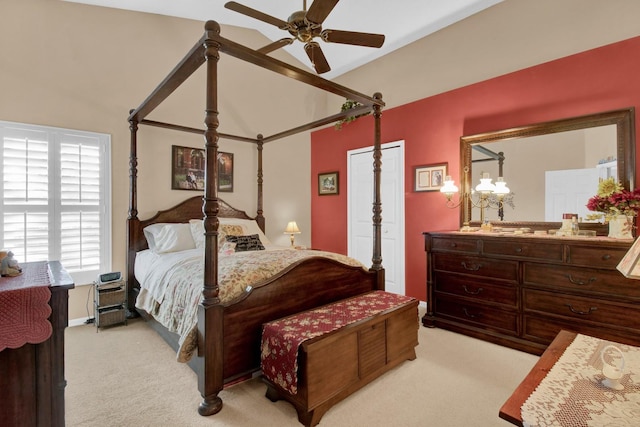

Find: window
<box><xmin>0</xmin><ymin>121</ymin><xmax>111</xmax><ymax>285</ymax></box>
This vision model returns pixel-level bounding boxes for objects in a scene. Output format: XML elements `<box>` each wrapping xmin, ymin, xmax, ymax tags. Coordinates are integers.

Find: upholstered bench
<box><xmin>260</xmin><ymin>290</ymin><xmax>419</xmax><ymax>427</ymax></box>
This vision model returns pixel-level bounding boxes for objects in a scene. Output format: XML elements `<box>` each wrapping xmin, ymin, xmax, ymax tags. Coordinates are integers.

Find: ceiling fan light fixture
<box><xmin>225</xmin><ymin>0</ymin><xmax>384</xmax><ymax>74</ymax></box>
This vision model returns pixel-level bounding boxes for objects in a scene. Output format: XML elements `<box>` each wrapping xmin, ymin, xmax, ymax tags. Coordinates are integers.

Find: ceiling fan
<box><xmin>224</xmin><ymin>0</ymin><xmax>385</xmax><ymax>74</ymax></box>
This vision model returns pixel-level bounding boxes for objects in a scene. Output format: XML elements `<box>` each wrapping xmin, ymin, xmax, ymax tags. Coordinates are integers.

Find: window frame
<box><xmin>0</xmin><ymin>120</ymin><xmax>112</xmax><ymax>285</ymax></box>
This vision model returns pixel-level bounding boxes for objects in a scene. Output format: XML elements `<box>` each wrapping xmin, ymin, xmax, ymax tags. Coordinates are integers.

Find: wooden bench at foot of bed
<box><xmin>260</xmin><ymin>291</ymin><xmax>419</xmax><ymax>427</ymax></box>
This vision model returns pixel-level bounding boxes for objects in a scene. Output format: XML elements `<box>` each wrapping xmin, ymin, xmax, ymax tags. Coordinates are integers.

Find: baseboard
<box><xmin>69</xmin><ymin>317</ymin><xmax>92</xmax><ymax>327</ymax></box>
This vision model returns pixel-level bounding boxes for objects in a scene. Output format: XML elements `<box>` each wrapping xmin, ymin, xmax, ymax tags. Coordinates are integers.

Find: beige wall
<box><xmin>1</xmin><ymin>0</ymin><xmax>322</xmax><ymax>320</ymax></box>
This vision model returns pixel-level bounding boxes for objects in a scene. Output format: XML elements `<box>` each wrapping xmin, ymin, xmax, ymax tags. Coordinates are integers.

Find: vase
<box><xmin>608</xmin><ymin>215</ymin><xmax>634</xmax><ymax>239</ymax></box>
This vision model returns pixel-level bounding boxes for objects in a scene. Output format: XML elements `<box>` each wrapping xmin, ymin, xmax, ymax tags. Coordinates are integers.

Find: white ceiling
<box><xmin>62</xmin><ymin>0</ymin><xmax>503</xmax><ymax>79</ymax></box>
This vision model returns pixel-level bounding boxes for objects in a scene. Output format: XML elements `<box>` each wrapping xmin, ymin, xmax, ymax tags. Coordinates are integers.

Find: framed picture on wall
<box><xmin>171</xmin><ymin>145</ymin><xmax>205</xmax><ymax>191</ymax></box>
<box><xmin>217</xmin><ymin>151</ymin><xmax>234</xmax><ymax>192</ymax></box>
<box><xmin>414</xmin><ymin>163</ymin><xmax>447</xmax><ymax>192</ymax></box>
<box><xmin>318</xmin><ymin>171</ymin><xmax>339</xmax><ymax>195</ymax></box>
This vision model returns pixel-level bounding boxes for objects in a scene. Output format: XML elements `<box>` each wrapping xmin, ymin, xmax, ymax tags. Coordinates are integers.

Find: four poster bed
<box><xmin>126</xmin><ymin>20</ymin><xmax>385</xmax><ymax>416</ymax></box>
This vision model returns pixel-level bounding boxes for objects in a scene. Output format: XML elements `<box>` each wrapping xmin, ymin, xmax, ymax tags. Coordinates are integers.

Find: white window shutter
<box><xmin>0</xmin><ymin>121</ymin><xmax>111</xmax><ymax>285</ymax></box>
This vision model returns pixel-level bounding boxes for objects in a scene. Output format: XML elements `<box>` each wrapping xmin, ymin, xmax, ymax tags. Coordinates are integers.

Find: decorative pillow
<box><xmin>219</xmin><ymin>224</ymin><xmax>244</xmax><ymax>246</ymax></box>
<box><xmin>225</xmin><ymin>234</ymin><xmax>265</xmax><ymax>252</ymax></box>
<box><xmin>219</xmin><ymin>218</ymin><xmax>272</xmax><ymax>246</ymax></box>
<box><xmin>147</xmin><ymin>223</ymin><xmax>196</xmax><ymax>254</ymax></box>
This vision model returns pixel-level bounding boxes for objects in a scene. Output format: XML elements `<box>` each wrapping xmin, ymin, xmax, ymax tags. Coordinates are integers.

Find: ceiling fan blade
<box><xmin>304</xmin><ymin>42</ymin><xmax>331</xmax><ymax>74</ymax></box>
<box><xmin>306</xmin><ymin>0</ymin><xmax>340</xmax><ymax>25</ymax></box>
<box><xmin>224</xmin><ymin>2</ymin><xmax>290</xmax><ymax>29</ymax></box>
<box><xmin>257</xmin><ymin>38</ymin><xmax>295</xmax><ymax>54</ymax></box>
<box><xmin>321</xmin><ymin>30</ymin><xmax>385</xmax><ymax>48</ymax></box>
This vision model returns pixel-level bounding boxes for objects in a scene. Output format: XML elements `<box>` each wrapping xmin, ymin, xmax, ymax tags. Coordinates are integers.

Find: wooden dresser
<box><xmin>0</xmin><ymin>261</ymin><xmax>74</xmax><ymax>427</ymax></box>
<box><xmin>423</xmin><ymin>232</ymin><xmax>640</xmax><ymax>355</ymax></box>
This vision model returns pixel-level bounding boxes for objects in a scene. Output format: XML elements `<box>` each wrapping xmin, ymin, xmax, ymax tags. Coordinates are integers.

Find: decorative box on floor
<box><xmin>261</xmin><ymin>290</ymin><xmax>419</xmax><ymax>427</ymax></box>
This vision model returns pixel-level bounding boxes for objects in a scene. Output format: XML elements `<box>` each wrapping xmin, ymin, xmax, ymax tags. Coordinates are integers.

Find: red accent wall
<box><xmin>311</xmin><ymin>36</ymin><xmax>640</xmax><ymax>302</ymax></box>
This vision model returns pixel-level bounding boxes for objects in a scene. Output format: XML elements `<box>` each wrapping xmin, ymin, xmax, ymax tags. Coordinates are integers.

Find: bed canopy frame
<box><xmin>127</xmin><ymin>20</ymin><xmax>385</xmax><ymax>416</ymax></box>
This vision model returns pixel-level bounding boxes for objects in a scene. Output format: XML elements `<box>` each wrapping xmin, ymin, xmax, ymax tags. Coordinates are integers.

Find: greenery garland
<box><xmin>334</xmin><ymin>99</ymin><xmax>371</xmax><ymax>130</ymax></box>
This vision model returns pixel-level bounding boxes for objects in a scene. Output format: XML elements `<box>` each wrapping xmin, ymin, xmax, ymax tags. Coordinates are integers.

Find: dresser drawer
<box><xmin>482</xmin><ymin>239</ymin><xmax>563</xmax><ymax>262</ymax></box>
<box><xmin>523</xmin><ymin>289</ymin><xmax>640</xmax><ymax>330</ymax></box>
<box><xmin>435</xmin><ymin>295</ymin><xmax>518</xmax><ymax>335</ymax></box>
<box><xmin>523</xmin><ymin>262</ymin><xmax>640</xmax><ymax>299</ymax></box>
<box><xmin>431</xmin><ymin>236</ymin><xmax>479</xmax><ymax>254</ymax></box>
<box><xmin>523</xmin><ymin>315</ymin><xmax>640</xmax><ymax>348</ymax></box>
<box><xmin>433</xmin><ymin>253</ymin><xmax>518</xmax><ymax>282</ymax></box>
<box><xmin>566</xmin><ymin>245</ymin><xmax>627</xmax><ymax>269</ymax></box>
<box><xmin>434</xmin><ymin>272</ymin><xmax>517</xmax><ymax>307</ymax></box>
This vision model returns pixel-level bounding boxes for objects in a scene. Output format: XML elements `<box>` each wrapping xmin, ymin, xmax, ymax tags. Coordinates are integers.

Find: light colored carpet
<box><xmin>65</xmin><ymin>311</ymin><xmax>538</xmax><ymax>426</ymax></box>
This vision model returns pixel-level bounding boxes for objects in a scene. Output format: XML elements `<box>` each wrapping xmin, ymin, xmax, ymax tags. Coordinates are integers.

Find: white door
<box><xmin>545</xmin><ymin>168</ymin><xmax>600</xmax><ymax>221</ymax></box>
<box><xmin>348</xmin><ymin>141</ymin><xmax>405</xmax><ymax>295</ymax></box>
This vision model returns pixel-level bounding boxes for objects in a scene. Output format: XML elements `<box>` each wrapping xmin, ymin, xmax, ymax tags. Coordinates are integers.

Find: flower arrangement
<box><xmin>586</xmin><ymin>177</ymin><xmax>640</xmax><ymax>219</ymax></box>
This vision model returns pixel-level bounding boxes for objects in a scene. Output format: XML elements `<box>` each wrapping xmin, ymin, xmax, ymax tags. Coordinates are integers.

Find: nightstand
<box><xmin>94</xmin><ymin>280</ymin><xmax>127</xmax><ymax>330</ymax></box>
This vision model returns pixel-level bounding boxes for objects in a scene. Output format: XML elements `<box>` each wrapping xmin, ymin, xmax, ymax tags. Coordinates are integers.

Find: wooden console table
<box><xmin>0</xmin><ymin>261</ymin><xmax>74</xmax><ymax>427</ymax></box>
<box><xmin>499</xmin><ymin>330</ymin><xmax>576</xmax><ymax>426</ymax></box>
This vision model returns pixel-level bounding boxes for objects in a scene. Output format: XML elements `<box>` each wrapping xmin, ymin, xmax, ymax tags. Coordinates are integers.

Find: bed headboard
<box><xmin>126</xmin><ymin>196</ymin><xmax>262</xmax><ymax>299</ymax></box>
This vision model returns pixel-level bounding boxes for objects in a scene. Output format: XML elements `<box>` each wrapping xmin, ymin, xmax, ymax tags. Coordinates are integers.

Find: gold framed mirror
<box><xmin>460</xmin><ymin>108</ymin><xmax>636</xmax><ymax>234</ymax></box>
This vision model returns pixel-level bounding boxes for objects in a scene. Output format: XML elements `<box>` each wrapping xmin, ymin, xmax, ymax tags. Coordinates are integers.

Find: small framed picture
<box><xmin>318</xmin><ymin>171</ymin><xmax>339</xmax><ymax>195</ymax></box>
<box><xmin>217</xmin><ymin>151</ymin><xmax>234</xmax><ymax>192</ymax></box>
<box><xmin>414</xmin><ymin>163</ymin><xmax>447</xmax><ymax>192</ymax></box>
<box><xmin>172</xmin><ymin>145</ymin><xmax>205</xmax><ymax>191</ymax></box>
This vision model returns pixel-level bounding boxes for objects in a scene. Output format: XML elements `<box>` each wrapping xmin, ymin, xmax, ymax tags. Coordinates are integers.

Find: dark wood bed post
<box><xmin>197</xmin><ymin>20</ymin><xmax>224</xmax><ymax>417</ymax></box>
<box><xmin>126</xmin><ymin>114</ymin><xmax>140</xmax><ymax>312</ymax></box>
<box><xmin>371</xmin><ymin>92</ymin><xmax>385</xmax><ymax>290</ymax></box>
<box><xmin>256</xmin><ymin>134</ymin><xmax>265</xmax><ymax>232</ymax></box>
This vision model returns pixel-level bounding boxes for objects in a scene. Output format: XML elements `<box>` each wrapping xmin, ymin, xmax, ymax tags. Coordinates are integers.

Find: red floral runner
<box><xmin>0</xmin><ymin>261</ymin><xmax>52</xmax><ymax>351</ymax></box>
<box><xmin>261</xmin><ymin>290</ymin><xmax>416</xmax><ymax>394</ymax></box>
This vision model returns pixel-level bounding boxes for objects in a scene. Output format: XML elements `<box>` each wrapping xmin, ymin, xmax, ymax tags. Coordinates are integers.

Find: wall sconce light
<box><xmin>440</xmin><ymin>172</ymin><xmax>510</xmax><ymax>230</ymax></box>
<box><xmin>284</xmin><ymin>221</ymin><xmax>301</xmax><ymax>247</ymax></box>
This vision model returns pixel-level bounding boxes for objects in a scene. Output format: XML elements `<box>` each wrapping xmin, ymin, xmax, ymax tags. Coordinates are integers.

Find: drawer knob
<box><xmin>515</xmin><ymin>247</ymin><xmax>523</xmax><ymax>253</ymax></box>
<box><xmin>565</xmin><ymin>304</ymin><xmax>598</xmax><ymax>316</ymax></box>
<box><xmin>461</xmin><ymin>262</ymin><xmax>481</xmax><ymax>271</ymax></box>
<box><xmin>566</xmin><ymin>274</ymin><xmax>596</xmax><ymax>286</ymax></box>
<box><xmin>602</xmin><ymin>254</ymin><xmax>612</xmax><ymax>261</ymax></box>
<box><xmin>462</xmin><ymin>285</ymin><xmax>483</xmax><ymax>295</ymax></box>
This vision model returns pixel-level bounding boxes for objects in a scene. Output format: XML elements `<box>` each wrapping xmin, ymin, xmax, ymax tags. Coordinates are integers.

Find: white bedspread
<box><xmin>134</xmin><ymin>247</ymin><xmax>366</xmax><ymax>362</ymax></box>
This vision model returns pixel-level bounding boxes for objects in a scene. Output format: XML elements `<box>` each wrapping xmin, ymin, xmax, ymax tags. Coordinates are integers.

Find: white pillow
<box><xmin>189</xmin><ymin>219</ymin><xmax>205</xmax><ymax>249</ymax></box>
<box><xmin>145</xmin><ymin>223</ymin><xmax>196</xmax><ymax>254</ymax></box>
<box><xmin>143</xmin><ymin>223</ymin><xmax>170</xmax><ymax>251</ymax></box>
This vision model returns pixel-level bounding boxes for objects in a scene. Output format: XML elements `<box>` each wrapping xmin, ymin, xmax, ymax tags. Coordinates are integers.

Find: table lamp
<box><xmin>284</xmin><ymin>221</ymin><xmax>301</xmax><ymax>247</ymax></box>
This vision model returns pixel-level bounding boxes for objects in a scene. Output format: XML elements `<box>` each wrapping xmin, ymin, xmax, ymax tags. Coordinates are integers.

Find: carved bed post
<box><xmin>197</xmin><ymin>20</ymin><xmax>224</xmax><ymax>417</ymax></box>
<box><xmin>126</xmin><ymin>114</ymin><xmax>140</xmax><ymax>313</ymax></box>
<box><xmin>371</xmin><ymin>93</ymin><xmax>385</xmax><ymax>289</ymax></box>
<box><xmin>256</xmin><ymin>134</ymin><xmax>265</xmax><ymax>232</ymax></box>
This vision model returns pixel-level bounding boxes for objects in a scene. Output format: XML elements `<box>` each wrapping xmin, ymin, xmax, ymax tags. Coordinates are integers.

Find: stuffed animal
<box><xmin>1</xmin><ymin>251</ymin><xmax>22</xmax><ymax>277</ymax></box>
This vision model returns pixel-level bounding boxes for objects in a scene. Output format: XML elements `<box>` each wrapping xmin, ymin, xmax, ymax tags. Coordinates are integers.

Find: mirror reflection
<box><xmin>460</xmin><ymin>108</ymin><xmax>635</xmax><ymax>232</ymax></box>
<box><xmin>470</xmin><ymin>125</ymin><xmax>617</xmax><ymax>223</ymax></box>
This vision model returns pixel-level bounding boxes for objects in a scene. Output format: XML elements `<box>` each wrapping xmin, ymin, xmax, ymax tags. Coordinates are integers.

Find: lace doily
<box><xmin>522</xmin><ymin>334</ymin><xmax>640</xmax><ymax>426</ymax></box>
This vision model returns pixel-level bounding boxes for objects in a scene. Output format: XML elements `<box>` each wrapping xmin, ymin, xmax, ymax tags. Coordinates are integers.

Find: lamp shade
<box><xmin>439</xmin><ymin>176</ymin><xmax>459</xmax><ymax>196</ymax></box>
<box><xmin>493</xmin><ymin>177</ymin><xmax>510</xmax><ymax>195</ymax></box>
<box><xmin>475</xmin><ymin>172</ymin><xmax>496</xmax><ymax>194</ymax></box>
<box><xmin>284</xmin><ymin>221</ymin><xmax>301</xmax><ymax>234</ymax></box>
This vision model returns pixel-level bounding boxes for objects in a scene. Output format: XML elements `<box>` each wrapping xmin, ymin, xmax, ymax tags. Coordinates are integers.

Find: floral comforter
<box><xmin>134</xmin><ymin>248</ymin><xmax>366</xmax><ymax>362</ymax></box>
